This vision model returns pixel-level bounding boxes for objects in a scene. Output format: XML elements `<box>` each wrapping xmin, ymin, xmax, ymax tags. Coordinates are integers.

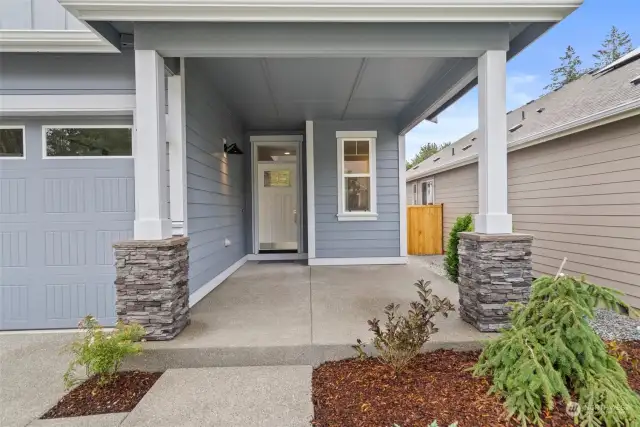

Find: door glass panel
<box><xmin>421</xmin><ymin>182</ymin><xmax>427</xmax><ymax>205</ymax></box>
<box><xmin>345</xmin><ymin>177</ymin><xmax>370</xmax><ymax>212</ymax></box>
<box><xmin>257</xmin><ymin>144</ymin><xmax>298</xmax><ymax>252</ymax></box>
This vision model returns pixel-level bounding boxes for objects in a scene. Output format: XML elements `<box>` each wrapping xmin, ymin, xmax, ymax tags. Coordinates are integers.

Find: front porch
<box><xmin>125</xmin><ymin>258</ymin><xmax>493</xmax><ymax>370</ymax></box>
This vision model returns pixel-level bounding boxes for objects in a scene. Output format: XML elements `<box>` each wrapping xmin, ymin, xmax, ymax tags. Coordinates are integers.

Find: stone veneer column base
<box><xmin>113</xmin><ymin>236</ymin><xmax>190</xmax><ymax>341</ymax></box>
<box><xmin>457</xmin><ymin>232</ymin><xmax>533</xmax><ymax>332</ymax></box>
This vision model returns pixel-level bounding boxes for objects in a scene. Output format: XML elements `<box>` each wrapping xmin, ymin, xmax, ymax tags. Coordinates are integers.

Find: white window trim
<box><xmin>336</xmin><ymin>134</ymin><xmax>378</xmax><ymax>222</ymax></box>
<box><xmin>42</xmin><ymin>124</ymin><xmax>134</xmax><ymax>159</ymax></box>
<box><xmin>0</xmin><ymin>125</ymin><xmax>26</xmax><ymax>160</ymax></box>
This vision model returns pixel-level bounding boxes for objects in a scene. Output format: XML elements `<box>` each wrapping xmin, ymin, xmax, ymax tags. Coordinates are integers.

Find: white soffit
<box><xmin>59</xmin><ymin>0</ymin><xmax>583</xmax><ymax>22</ymax></box>
<box><xmin>0</xmin><ymin>30</ymin><xmax>118</xmax><ymax>53</ymax></box>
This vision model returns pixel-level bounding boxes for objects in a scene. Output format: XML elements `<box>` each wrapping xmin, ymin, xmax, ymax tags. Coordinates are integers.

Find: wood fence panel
<box><xmin>407</xmin><ymin>205</ymin><xmax>443</xmax><ymax>255</ymax></box>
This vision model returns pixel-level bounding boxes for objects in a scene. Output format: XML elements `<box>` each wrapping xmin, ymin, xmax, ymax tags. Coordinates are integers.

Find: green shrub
<box><xmin>64</xmin><ymin>315</ymin><xmax>146</xmax><ymax>389</ymax></box>
<box><xmin>472</xmin><ymin>274</ymin><xmax>640</xmax><ymax>427</ymax></box>
<box><xmin>444</xmin><ymin>214</ymin><xmax>473</xmax><ymax>283</ymax></box>
<box><xmin>353</xmin><ymin>279</ymin><xmax>455</xmax><ymax>372</ymax></box>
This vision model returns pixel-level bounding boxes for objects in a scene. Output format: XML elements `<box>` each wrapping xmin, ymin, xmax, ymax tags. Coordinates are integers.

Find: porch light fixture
<box><xmin>284</xmin><ymin>151</ymin><xmax>290</xmax><ymax>155</ymax></box>
<box><xmin>223</xmin><ymin>139</ymin><xmax>244</xmax><ymax>155</ymax></box>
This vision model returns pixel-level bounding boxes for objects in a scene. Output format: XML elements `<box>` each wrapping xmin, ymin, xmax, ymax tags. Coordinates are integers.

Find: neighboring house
<box><xmin>0</xmin><ymin>0</ymin><xmax>582</xmax><ymax>331</ymax></box>
<box><xmin>407</xmin><ymin>49</ymin><xmax>640</xmax><ymax>307</ymax></box>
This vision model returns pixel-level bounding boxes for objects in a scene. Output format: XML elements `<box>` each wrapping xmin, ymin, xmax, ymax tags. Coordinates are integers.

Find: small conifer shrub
<box><xmin>472</xmin><ymin>274</ymin><xmax>640</xmax><ymax>427</ymax></box>
<box><xmin>444</xmin><ymin>214</ymin><xmax>473</xmax><ymax>283</ymax></box>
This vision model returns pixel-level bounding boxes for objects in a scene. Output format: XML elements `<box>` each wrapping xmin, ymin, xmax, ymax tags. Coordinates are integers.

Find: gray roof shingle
<box><xmin>407</xmin><ymin>48</ymin><xmax>640</xmax><ymax>181</ymax></box>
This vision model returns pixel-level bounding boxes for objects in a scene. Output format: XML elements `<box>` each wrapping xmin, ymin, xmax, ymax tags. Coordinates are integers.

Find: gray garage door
<box><xmin>0</xmin><ymin>117</ymin><xmax>134</xmax><ymax>330</ymax></box>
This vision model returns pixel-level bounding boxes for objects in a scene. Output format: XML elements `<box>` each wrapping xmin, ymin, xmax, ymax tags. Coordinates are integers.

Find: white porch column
<box><xmin>475</xmin><ymin>50</ymin><xmax>512</xmax><ymax>234</ymax></box>
<box><xmin>133</xmin><ymin>50</ymin><xmax>172</xmax><ymax>240</ymax></box>
<box><xmin>167</xmin><ymin>59</ymin><xmax>188</xmax><ymax>236</ymax></box>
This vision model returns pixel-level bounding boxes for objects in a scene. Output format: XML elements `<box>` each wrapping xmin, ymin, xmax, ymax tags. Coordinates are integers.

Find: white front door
<box><xmin>257</xmin><ymin>161</ymin><xmax>298</xmax><ymax>251</ymax></box>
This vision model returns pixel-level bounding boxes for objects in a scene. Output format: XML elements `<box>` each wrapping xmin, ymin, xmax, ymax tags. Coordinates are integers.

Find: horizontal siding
<box><xmin>0</xmin><ymin>51</ymin><xmax>135</xmax><ymax>95</ymax></box>
<box><xmin>423</xmin><ymin>116</ymin><xmax>640</xmax><ymax>306</ymax></box>
<box><xmin>510</xmin><ymin>116</ymin><xmax>640</xmax><ymax>306</ymax></box>
<box><xmin>433</xmin><ymin>163</ymin><xmax>478</xmax><ymax>249</ymax></box>
<box><xmin>314</xmin><ymin>120</ymin><xmax>400</xmax><ymax>258</ymax></box>
<box><xmin>185</xmin><ymin>58</ymin><xmax>246</xmax><ymax>294</ymax></box>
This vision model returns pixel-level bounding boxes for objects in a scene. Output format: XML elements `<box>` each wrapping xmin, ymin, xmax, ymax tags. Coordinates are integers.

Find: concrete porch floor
<box><xmin>126</xmin><ymin>257</ymin><xmax>495</xmax><ymax>370</ymax></box>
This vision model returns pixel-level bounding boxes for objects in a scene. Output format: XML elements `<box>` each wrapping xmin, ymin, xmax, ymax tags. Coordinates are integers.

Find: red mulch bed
<box><xmin>312</xmin><ymin>343</ymin><xmax>640</xmax><ymax>427</ymax></box>
<box><xmin>41</xmin><ymin>371</ymin><xmax>162</xmax><ymax>419</ymax></box>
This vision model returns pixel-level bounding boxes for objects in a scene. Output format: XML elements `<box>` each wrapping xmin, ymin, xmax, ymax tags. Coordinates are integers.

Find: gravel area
<box><xmin>589</xmin><ymin>308</ymin><xmax>640</xmax><ymax>341</ymax></box>
<box><xmin>412</xmin><ymin>255</ymin><xmax>449</xmax><ymax>279</ymax></box>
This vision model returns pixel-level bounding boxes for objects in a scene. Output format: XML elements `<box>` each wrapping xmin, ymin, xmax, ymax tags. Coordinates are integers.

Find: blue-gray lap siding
<box><xmin>313</xmin><ymin>120</ymin><xmax>401</xmax><ymax>258</ymax></box>
<box><xmin>184</xmin><ymin>59</ymin><xmax>247</xmax><ymax>294</ymax></box>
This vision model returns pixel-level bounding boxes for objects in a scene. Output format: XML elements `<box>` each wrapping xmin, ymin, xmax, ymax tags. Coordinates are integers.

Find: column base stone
<box><xmin>457</xmin><ymin>232</ymin><xmax>533</xmax><ymax>332</ymax></box>
<box><xmin>113</xmin><ymin>236</ymin><xmax>190</xmax><ymax>341</ymax></box>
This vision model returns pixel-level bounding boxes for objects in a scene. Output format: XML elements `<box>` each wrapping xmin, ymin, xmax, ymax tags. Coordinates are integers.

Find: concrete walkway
<box><xmin>126</xmin><ymin>258</ymin><xmax>493</xmax><ymax>370</ymax></box>
<box><xmin>0</xmin><ymin>333</ymin><xmax>75</xmax><ymax>427</ymax></box>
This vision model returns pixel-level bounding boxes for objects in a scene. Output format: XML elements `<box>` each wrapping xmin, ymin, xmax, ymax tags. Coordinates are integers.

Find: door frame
<box><xmin>250</xmin><ymin>135</ymin><xmax>304</xmax><ymax>255</ymax></box>
<box><xmin>418</xmin><ymin>178</ymin><xmax>435</xmax><ymax>205</ymax></box>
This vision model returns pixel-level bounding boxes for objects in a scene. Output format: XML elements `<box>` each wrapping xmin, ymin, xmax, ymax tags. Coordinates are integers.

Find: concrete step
<box><xmin>122</xmin><ymin>340</ymin><xmax>484</xmax><ymax>371</ymax></box>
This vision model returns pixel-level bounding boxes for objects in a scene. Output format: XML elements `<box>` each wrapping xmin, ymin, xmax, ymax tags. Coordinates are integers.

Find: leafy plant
<box><xmin>472</xmin><ymin>274</ymin><xmax>640</xmax><ymax>427</ymax></box>
<box><xmin>354</xmin><ymin>279</ymin><xmax>455</xmax><ymax>372</ymax></box>
<box><xmin>444</xmin><ymin>214</ymin><xmax>473</xmax><ymax>283</ymax></box>
<box><xmin>64</xmin><ymin>315</ymin><xmax>146</xmax><ymax>389</ymax></box>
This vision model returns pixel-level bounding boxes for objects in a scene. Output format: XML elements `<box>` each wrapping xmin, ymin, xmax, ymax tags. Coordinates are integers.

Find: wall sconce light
<box><xmin>223</xmin><ymin>138</ymin><xmax>244</xmax><ymax>155</ymax></box>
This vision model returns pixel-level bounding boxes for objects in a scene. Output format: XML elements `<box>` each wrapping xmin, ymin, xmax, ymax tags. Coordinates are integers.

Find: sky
<box><xmin>405</xmin><ymin>0</ymin><xmax>640</xmax><ymax>161</ymax></box>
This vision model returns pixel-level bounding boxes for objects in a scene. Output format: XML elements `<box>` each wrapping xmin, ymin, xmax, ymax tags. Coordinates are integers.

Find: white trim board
<box><xmin>0</xmin><ymin>30</ymin><xmax>118</xmax><ymax>53</ymax></box>
<box><xmin>308</xmin><ymin>257</ymin><xmax>408</xmax><ymax>266</ymax></box>
<box><xmin>250</xmin><ymin>134</ymin><xmax>304</xmax><ymax>143</ymax></box>
<box><xmin>189</xmin><ymin>255</ymin><xmax>248</xmax><ymax>308</ymax></box>
<box><xmin>59</xmin><ymin>1</ymin><xmax>582</xmax><ymax>23</ymax></box>
<box><xmin>305</xmin><ymin>120</ymin><xmax>316</xmax><ymax>259</ymax></box>
<box><xmin>398</xmin><ymin>134</ymin><xmax>408</xmax><ymax>257</ymax></box>
<box><xmin>0</xmin><ymin>94</ymin><xmax>135</xmax><ymax>116</ymax></box>
<box><xmin>247</xmin><ymin>253</ymin><xmax>308</xmax><ymax>261</ymax></box>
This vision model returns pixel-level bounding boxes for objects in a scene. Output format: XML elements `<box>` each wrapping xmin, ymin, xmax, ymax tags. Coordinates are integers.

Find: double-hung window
<box><xmin>336</xmin><ymin>131</ymin><xmax>377</xmax><ymax>221</ymax></box>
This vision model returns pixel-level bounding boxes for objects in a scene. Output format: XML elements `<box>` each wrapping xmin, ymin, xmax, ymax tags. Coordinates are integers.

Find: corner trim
<box><xmin>0</xmin><ymin>29</ymin><xmax>118</xmax><ymax>53</ymax></box>
<box><xmin>306</xmin><ymin>120</ymin><xmax>316</xmax><ymax>259</ymax></box>
<box><xmin>398</xmin><ymin>134</ymin><xmax>408</xmax><ymax>257</ymax></box>
<box><xmin>308</xmin><ymin>257</ymin><xmax>408</xmax><ymax>266</ymax></box>
<box><xmin>189</xmin><ymin>255</ymin><xmax>248</xmax><ymax>308</ymax></box>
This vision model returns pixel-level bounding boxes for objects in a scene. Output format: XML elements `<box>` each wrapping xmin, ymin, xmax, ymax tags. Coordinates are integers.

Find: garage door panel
<box><xmin>43</xmin><ymin>277</ymin><xmax>116</xmax><ymax>328</ymax></box>
<box><xmin>1</xmin><ymin>118</ymin><xmax>134</xmax><ymax>330</ymax></box>
<box><xmin>0</xmin><ymin>283</ymin><xmax>31</xmax><ymax>330</ymax></box>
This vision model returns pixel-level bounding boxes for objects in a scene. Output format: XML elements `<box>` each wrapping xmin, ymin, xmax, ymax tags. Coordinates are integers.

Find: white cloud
<box><xmin>405</xmin><ymin>73</ymin><xmax>541</xmax><ymax>160</ymax></box>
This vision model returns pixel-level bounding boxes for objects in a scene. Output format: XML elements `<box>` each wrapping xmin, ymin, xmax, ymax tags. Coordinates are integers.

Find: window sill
<box><xmin>337</xmin><ymin>213</ymin><xmax>378</xmax><ymax>222</ymax></box>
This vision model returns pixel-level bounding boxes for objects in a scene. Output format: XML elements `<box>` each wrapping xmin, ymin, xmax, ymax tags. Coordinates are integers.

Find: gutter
<box><xmin>407</xmin><ymin>97</ymin><xmax>640</xmax><ymax>182</ymax></box>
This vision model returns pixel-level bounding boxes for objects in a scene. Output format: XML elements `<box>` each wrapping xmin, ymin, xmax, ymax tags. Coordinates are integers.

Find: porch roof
<box><xmin>57</xmin><ymin>1</ymin><xmax>582</xmax><ymax>134</ymax></box>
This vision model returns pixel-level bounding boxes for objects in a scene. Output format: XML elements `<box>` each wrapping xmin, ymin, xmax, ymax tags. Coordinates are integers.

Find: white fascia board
<box><xmin>0</xmin><ymin>94</ymin><xmax>135</xmax><ymax>115</ymax></box>
<box><xmin>0</xmin><ymin>30</ymin><xmax>118</xmax><ymax>53</ymax></box>
<box><xmin>59</xmin><ymin>0</ymin><xmax>582</xmax><ymax>22</ymax></box>
<box><xmin>406</xmin><ymin>97</ymin><xmax>640</xmax><ymax>182</ymax></box>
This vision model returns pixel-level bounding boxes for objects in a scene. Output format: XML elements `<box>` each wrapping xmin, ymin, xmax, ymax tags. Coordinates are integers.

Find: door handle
<box><xmin>294</xmin><ymin>209</ymin><xmax>297</xmax><ymax>224</ymax></box>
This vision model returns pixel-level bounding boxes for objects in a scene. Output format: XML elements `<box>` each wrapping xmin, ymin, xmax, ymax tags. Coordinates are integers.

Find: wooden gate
<box><xmin>407</xmin><ymin>204</ymin><xmax>443</xmax><ymax>255</ymax></box>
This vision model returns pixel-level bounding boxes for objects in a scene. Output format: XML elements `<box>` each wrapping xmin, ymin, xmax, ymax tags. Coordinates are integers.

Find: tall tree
<box><xmin>544</xmin><ymin>45</ymin><xmax>584</xmax><ymax>92</ymax></box>
<box><xmin>592</xmin><ymin>26</ymin><xmax>634</xmax><ymax>70</ymax></box>
<box><xmin>406</xmin><ymin>141</ymin><xmax>451</xmax><ymax>170</ymax></box>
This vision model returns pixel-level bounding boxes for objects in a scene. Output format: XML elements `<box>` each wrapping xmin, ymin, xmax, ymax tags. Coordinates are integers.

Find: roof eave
<box><xmin>58</xmin><ymin>0</ymin><xmax>583</xmax><ymax>22</ymax></box>
<box><xmin>406</xmin><ymin>98</ymin><xmax>640</xmax><ymax>182</ymax></box>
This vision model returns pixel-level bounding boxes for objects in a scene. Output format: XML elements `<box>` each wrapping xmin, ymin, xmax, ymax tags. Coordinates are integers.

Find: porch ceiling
<box><xmin>194</xmin><ymin>56</ymin><xmax>451</xmax><ymax>131</ymax></box>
